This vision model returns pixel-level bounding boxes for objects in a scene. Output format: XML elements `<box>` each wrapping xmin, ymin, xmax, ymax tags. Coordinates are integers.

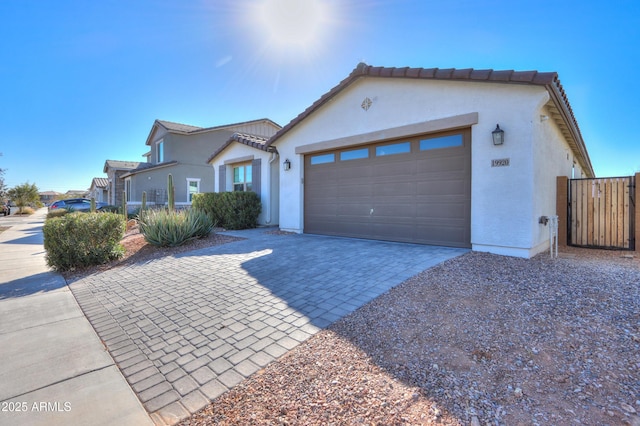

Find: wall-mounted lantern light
<box><xmin>283</xmin><ymin>159</ymin><xmax>291</xmax><ymax>171</ymax></box>
<box><xmin>492</xmin><ymin>124</ymin><xmax>505</xmax><ymax>145</ymax></box>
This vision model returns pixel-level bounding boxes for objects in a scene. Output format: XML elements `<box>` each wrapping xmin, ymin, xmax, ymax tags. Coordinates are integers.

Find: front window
<box><xmin>233</xmin><ymin>164</ymin><xmax>252</xmax><ymax>192</ymax></box>
<box><xmin>187</xmin><ymin>178</ymin><xmax>200</xmax><ymax>202</ymax></box>
<box><xmin>156</xmin><ymin>139</ymin><xmax>164</xmax><ymax>163</ymax></box>
<box><xmin>125</xmin><ymin>178</ymin><xmax>131</xmax><ymax>202</ymax></box>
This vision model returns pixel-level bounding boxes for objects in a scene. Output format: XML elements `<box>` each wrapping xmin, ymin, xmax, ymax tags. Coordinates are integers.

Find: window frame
<box><xmin>124</xmin><ymin>178</ymin><xmax>132</xmax><ymax>202</ymax></box>
<box><xmin>156</xmin><ymin>139</ymin><xmax>164</xmax><ymax>163</ymax></box>
<box><xmin>232</xmin><ymin>163</ymin><xmax>253</xmax><ymax>192</ymax></box>
<box><xmin>186</xmin><ymin>178</ymin><xmax>201</xmax><ymax>202</ymax></box>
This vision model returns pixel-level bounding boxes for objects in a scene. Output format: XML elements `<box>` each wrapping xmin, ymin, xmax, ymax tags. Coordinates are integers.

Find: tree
<box><xmin>8</xmin><ymin>182</ymin><xmax>39</xmax><ymax>214</ymax></box>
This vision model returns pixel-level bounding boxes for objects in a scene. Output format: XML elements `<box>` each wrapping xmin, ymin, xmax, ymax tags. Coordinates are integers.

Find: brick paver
<box><xmin>69</xmin><ymin>229</ymin><xmax>466</xmax><ymax>424</ymax></box>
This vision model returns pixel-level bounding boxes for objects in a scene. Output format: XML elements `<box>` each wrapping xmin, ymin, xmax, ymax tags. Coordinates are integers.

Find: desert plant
<box><xmin>141</xmin><ymin>191</ymin><xmax>147</xmax><ymax>211</ymax></box>
<box><xmin>138</xmin><ymin>208</ymin><xmax>213</xmax><ymax>247</ymax></box>
<box><xmin>99</xmin><ymin>205</ymin><xmax>119</xmax><ymax>214</ymax></box>
<box><xmin>43</xmin><ymin>212</ymin><xmax>126</xmax><ymax>271</ymax></box>
<box><xmin>90</xmin><ymin>197</ymin><xmax>96</xmax><ymax>213</ymax></box>
<box><xmin>16</xmin><ymin>206</ymin><xmax>35</xmax><ymax>215</ymax></box>
<box><xmin>122</xmin><ymin>190</ymin><xmax>127</xmax><ymax>220</ymax></box>
<box><xmin>167</xmin><ymin>174</ymin><xmax>175</xmax><ymax>211</ymax></box>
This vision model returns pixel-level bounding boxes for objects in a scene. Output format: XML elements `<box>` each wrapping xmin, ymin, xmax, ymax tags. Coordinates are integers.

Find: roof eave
<box><xmin>545</xmin><ymin>82</ymin><xmax>595</xmax><ymax>177</ymax></box>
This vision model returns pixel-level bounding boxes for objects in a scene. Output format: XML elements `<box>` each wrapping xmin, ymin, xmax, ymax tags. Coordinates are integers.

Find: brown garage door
<box><xmin>304</xmin><ymin>129</ymin><xmax>471</xmax><ymax>248</ymax></box>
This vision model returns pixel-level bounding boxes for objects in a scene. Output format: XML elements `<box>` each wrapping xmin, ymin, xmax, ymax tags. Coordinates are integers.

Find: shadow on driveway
<box><xmin>68</xmin><ymin>229</ymin><xmax>466</xmax><ymax>423</ymax></box>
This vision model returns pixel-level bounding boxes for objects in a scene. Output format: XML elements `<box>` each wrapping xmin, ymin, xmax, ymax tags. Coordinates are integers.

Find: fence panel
<box><xmin>569</xmin><ymin>176</ymin><xmax>635</xmax><ymax>249</ymax></box>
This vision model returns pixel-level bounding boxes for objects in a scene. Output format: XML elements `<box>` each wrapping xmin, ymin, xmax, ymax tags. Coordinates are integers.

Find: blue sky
<box><xmin>0</xmin><ymin>0</ymin><xmax>638</xmax><ymax>193</ymax></box>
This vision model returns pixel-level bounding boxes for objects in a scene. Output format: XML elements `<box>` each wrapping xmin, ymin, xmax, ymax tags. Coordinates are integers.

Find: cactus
<box><xmin>167</xmin><ymin>174</ymin><xmax>175</xmax><ymax>211</ymax></box>
<box><xmin>122</xmin><ymin>190</ymin><xmax>127</xmax><ymax>219</ymax></box>
<box><xmin>141</xmin><ymin>191</ymin><xmax>147</xmax><ymax>211</ymax></box>
<box><xmin>90</xmin><ymin>197</ymin><xmax>96</xmax><ymax>213</ymax></box>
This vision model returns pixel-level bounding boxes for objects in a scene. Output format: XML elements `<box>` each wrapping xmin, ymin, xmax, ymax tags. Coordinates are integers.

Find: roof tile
<box><xmin>264</xmin><ymin>63</ymin><xmax>592</xmax><ymax>176</ymax></box>
<box><xmin>489</xmin><ymin>70</ymin><xmax>514</xmax><ymax>81</ymax></box>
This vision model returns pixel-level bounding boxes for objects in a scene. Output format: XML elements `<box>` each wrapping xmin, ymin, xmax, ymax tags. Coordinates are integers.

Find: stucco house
<box><xmin>118</xmin><ymin>119</ymin><xmax>280</xmax><ymax>208</ymax></box>
<box><xmin>207</xmin><ymin>132</ymin><xmax>280</xmax><ymax>226</ymax></box>
<box><xmin>213</xmin><ymin>63</ymin><xmax>593</xmax><ymax>258</ymax></box>
<box><xmin>88</xmin><ymin>177</ymin><xmax>109</xmax><ymax>203</ymax></box>
<box><xmin>103</xmin><ymin>160</ymin><xmax>147</xmax><ymax>207</ymax></box>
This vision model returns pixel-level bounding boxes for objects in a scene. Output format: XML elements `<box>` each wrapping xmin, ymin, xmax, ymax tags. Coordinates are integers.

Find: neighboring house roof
<box><xmin>265</xmin><ymin>62</ymin><xmax>594</xmax><ymax>177</ymax></box>
<box><xmin>120</xmin><ymin>161</ymin><xmax>178</xmax><ymax>178</ymax></box>
<box><xmin>90</xmin><ymin>177</ymin><xmax>109</xmax><ymax>189</ymax></box>
<box><xmin>207</xmin><ymin>132</ymin><xmax>274</xmax><ymax>163</ymax></box>
<box><xmin>39</xmin><ymin>191</ymin><xmax>62</xmax><ymax>196</ymax></box>
<box><xmin>145</xmin><ymin>118</ymin><xmax>281</xmax><ymax>146</ymax></box>
<box><xmin>103</xmin><ymin>160</ymin><xmax>147</xmax><ymax>173</ymax></box>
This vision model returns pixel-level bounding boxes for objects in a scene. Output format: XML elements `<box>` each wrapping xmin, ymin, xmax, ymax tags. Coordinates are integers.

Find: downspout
<box><xmin>264</xmin><ymin>149</ymin><xmax>279</xmax><ymax>225</ymax></box>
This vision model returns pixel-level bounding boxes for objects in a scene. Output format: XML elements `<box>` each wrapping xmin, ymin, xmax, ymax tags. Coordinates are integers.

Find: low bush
<box><xmin>43</xmin><ymin>212</ymin><xmax>126</xmax><ymax>271</ymax></box>
<box><xmin>16</xmin><ymin>206</ymin><xmax>36</xmax><ymax>215</ymax></box>
<box><xmin>46</xmin><ymin>209</ymin><xmax>68</xmax><ymax>219</ymax></box>
<box><xmin>138</xmin><ymin>208</ymin><xmax>213</xmax><ymax>247</ymax></box>
<box><xmin>192</xmin><ymin>192</ymin><xmax>261</xmax><ymax>230</ymax></box>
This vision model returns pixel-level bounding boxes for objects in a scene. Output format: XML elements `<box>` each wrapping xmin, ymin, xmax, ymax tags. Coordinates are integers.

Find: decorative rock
<box><xmin>621</xmin><ymin>402</ymin><xmax>636</xmax><ymax>413</ymax></box>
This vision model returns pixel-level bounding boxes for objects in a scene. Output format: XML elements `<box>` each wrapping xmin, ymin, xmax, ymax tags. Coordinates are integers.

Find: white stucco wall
<box><xmin>274</xmin><ymin>77</ymin><xmax>575</xmax><ymax>257</ymax></box>
<box><xmin>210</xmin><ymin>143</ymin><xmax>280</xmax><ymax>226</ymax></box>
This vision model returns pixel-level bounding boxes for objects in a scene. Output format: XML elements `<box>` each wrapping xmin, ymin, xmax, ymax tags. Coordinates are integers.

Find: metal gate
<box><xmin>569</xmin><ymin>176</ymin><xmax>635</xmax><ymax>249</ymax></box>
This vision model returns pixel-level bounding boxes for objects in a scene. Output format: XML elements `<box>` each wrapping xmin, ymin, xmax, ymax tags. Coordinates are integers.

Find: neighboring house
<box><xmin>207</xmin><ymin>133</ymin><xmax>280</xmax><ymax>226</ymax></box>
<box><xmin>119</xmin><ymin>119</ymin><xmax>281</xmax><ymax>207</ymax></box>
<box><xmin>64</xmin><ymin>190</ymin><xmax>90</xmax><ymax>198</ymax></box>
<box><xmin>88</xmin><ymin>177</ymin><xmax>109</xmax><ymax>203</ymax></box>
<box><xmin>39</xmin><ymin>191</ymin><xmax>62</xmax><ymax>205</ymax></box>
<box><xmin>103</xmin><ymin>160</ymin><xmax>147</xmax><ymax>207</ymax></box>
<box><xmin>254</xmin><ymin>63</ymin><xmax>593</xmax><ymax>258</ymax></box>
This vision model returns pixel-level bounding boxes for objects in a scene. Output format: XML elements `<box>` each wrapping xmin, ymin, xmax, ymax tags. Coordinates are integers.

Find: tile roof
<box><xmin>119</xmin><ymin>161</ymin><xmax>178</xmax><ymax>178</ymax></box>
<box><xmin>91</xmin><ymin>177</ymin><xmax>109</xmax><ymax>188</ymax></box>
<box><xmin>266</xmin><ymin>63</ymin><xmax>593</xmax><ymax>176</ymax></box>
<box><xmin>207</xmin><ymin>132</ymin><xmax>273</xmax><ymax>164</ymax></box>
<box><xmin>146</xmin><ymin>118</ymin><xmax>281</xmax><ymax>145</ymax></box>
<box><xmin>103</xmin><ymin>160</ymin><xmax>147</xmax><ymax>172</ymax></box>
<box><xmin>156</xmin><ymin>120</ymin><xmax>203</xmax><ymax>133</ymax></box>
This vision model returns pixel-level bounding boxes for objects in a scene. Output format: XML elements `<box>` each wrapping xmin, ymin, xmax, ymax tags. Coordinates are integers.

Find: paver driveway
<box><xmin>69</xmin><ymin>229</ymin><xmax>466</xmax><ymax>425</ymax></box>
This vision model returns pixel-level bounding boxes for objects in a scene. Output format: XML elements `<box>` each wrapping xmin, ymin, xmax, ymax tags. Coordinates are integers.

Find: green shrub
<box><xmin>43</xmin><ymin>212</ymin><xmax>126</xmax><ymax>271</ymax></box>
<box><xmin>138</xmin><ymin>208</ymin><xmax>213</xmax><ymax>247</ymax></box>
<box><xmin>46</xmin><ymin>209</ymin><xmax>68</xmax><ymax>220</ymax></box>
<box><xmin>192</xmin><ymin>192</ymin><xmax>261</xmax><ymax>230</ymax></box>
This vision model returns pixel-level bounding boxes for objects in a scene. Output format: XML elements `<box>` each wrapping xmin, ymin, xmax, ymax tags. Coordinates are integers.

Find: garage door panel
<box><xmin>337</xmin><ymin>164</ymin><xmax>374</xmax><ymax>180</ymax></box>
<box><xmin>416</xmin><ymin>179</ymin><xmax>466</xmax><ymax>195</ymax></box>
<box><xmin>374</xmin><ymin>161</ymin><xmax>417</xmax><ymax>177</ymax></box>
<box><xmin>337</xmin><ymin>203</ymin><xmax>373</xmax><ymax>217</ymax></box>
<box><xmin>337</xmin><ymin>183</ymin><xmax>373</xmax><ymax>197</ymax></box>
<box><xmin>374</xmin><ymin>182</ymin><xmax>416</xmax><ymax>196</ymax></box>
<box><xmin>371</xmin><ymin>203</ymin><xmax>417</xmax><ymax>218</ymax></box>
<box><xmin>416</xmin><ymin>201</ymin><xmax>468</xmax><ymax>219</ymax></box>
<box><xmin>417</xmin><ymin>159</ymin><xmax>467</xmax><ymax>175</ymax></box>
<box><xmin>371</xmin><ymin>223</ymin><xmax>415</xmax><ymax>241</ymax></box>
<box><xmin>304</xmin><ymin>129</ymin><xmax>471</xmax><ymax>248</ymax></box>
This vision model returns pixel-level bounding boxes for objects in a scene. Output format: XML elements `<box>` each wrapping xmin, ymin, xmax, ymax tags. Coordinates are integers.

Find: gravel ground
<box><xmin>179</xmin><ymin>248</ymin><xmax>640</xmax><ymax>426</ymax></box>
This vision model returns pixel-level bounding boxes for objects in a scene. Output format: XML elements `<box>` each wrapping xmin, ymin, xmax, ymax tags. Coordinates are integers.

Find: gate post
<box><xmin>556</xmin><ymin>176</ymin><xmax>569</xmax><ymax>247</ymax></box>
<box><xmin>633</xmin><ymin>173</ymin><xmax>640</xmax><ymax>253</ymax></box>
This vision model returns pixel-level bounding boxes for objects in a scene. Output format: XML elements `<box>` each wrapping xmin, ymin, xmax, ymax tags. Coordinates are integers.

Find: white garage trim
<box><xmin>295</xmin><ymin>112</ymin><xmax>478</xmax><ymax>154</ymax></box>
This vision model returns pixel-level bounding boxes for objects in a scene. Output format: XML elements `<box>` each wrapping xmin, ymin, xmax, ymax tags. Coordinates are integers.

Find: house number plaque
<box><xmin>491</xmin><ymin>158</ymin><xmax>510</xmax><ymax>167</ymax></box>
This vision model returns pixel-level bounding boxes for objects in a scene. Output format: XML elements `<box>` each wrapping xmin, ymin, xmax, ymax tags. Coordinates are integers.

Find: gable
<box><xmin>268</xmin><ymin>63</ymin><xmax>593</xmax><ymax>177</ymax></box>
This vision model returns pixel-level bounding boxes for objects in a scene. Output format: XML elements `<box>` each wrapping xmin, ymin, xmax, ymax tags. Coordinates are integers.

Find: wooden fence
<box><xmin>569</xmin><ymin>176</ymin><xmax>635</xmax><ymax>249</ymax></box>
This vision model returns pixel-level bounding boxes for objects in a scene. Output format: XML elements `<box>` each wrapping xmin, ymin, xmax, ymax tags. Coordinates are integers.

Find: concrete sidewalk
<box><xmin>0</xmin><ymin>208</ymin><xmax>152</xmax><ymax>426</ymax></box>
